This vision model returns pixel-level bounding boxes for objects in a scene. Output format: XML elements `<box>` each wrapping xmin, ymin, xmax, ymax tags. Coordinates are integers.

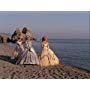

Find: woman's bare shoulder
<box><xmin>42</xmin><ymin>41</ymin><xmax>48</xmax><ymax>44</ymax></box>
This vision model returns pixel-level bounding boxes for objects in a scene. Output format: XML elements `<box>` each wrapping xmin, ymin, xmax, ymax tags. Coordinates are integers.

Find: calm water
<box><xmin>9</xmin><ymin>39</ymin><xmax>90</xmax><ymax>71</ymax></box>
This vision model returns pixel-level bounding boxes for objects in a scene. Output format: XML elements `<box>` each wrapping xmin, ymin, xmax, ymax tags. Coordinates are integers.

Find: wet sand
<box><xmin>0</xmin><ymin>44</ymin><xmax>90</xmax><ymax>79</ymax></box>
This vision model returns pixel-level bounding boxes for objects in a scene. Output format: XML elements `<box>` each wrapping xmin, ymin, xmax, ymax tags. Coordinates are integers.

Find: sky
<box><xmin>0</xmin><ymin>11</ymin><xmax>89</xmax><ymax>39</ymax></box>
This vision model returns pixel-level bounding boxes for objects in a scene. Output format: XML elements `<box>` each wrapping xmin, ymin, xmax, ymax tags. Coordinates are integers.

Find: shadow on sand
<box><xmin>0</xmin><ymin>55</ymin><xmax>16</xmax><ymax>64</ymax></box>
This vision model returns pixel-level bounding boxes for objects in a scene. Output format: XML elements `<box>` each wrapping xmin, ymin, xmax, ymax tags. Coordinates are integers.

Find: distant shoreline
<box><xmin>0</xmin><ymin>32</ymin><xmax>90</xmax><ymax>40</ymax></box>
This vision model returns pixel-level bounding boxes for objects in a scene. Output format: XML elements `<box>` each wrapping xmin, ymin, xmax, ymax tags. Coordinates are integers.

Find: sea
<box><xmin>9</xmin><ymin>39</ymin><xmax>90</xmax><ymax>71</ymax></box>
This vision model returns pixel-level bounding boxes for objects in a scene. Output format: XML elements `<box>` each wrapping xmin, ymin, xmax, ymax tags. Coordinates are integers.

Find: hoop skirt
<box><xmin>39</xmin><ymin>42</ymin><xmax>60</xmax><ymax>67</ymax></box>
<box><xmin>16</xmin><ymin>41</ymin><xmax>39</xmax><ymax>65</ymax></box>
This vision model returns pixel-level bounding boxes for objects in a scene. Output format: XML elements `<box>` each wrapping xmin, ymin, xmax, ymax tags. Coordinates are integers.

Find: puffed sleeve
<box><xmin>41</xmin><ymin>42</ymin><xmax>49</xmax><ymax>48</ymax></box>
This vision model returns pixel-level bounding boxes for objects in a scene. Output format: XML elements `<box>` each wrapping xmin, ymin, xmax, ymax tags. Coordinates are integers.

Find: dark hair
<box><xmin>22</xmin><ymin>27</ymin><xmax>28</xmax><ymax>34</ymax></box>
<box><xmin>42</xmin><ymin>36</ymin><xmax>48</xmax><ymax>42</ymax></box>
<box><xmin>42</xmin><ymin>37</ymin><xmax>46</xmax><ymax>42</ymax></box>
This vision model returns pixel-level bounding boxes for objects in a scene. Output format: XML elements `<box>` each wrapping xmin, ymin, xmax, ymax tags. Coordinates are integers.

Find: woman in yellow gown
<box><xmin>39</xmin><ymin>36</ymin><xmax>60</xmax><ymax>67</ymax></box>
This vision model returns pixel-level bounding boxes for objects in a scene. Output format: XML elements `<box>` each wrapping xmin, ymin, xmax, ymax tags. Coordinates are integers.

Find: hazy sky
<box><xmin>0</xmin><ymin>11</ymin><xmax>89</xmax><ymax>39</ymax></box>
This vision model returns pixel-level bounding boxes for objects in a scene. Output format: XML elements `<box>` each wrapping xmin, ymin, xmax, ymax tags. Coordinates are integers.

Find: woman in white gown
<box><xmin>12</xmin><ymin>29</ymin><xmax>39</xmax><ymax>65</ymax></box>
<box><xmin>16</xmin><ymin>27</ymin><xmax>39</xmax><ymax>65</ymax></box>
<box><xmin>18</xmin><ymin>36</ymin><xmax>39</xmax><ymax>65</ymax></box>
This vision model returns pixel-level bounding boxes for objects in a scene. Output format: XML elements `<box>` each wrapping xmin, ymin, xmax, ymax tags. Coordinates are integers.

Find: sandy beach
<box><xmin>0</xmin><ymin>44</ymin><xmax>90</xmax><ymax>79</ymax></box>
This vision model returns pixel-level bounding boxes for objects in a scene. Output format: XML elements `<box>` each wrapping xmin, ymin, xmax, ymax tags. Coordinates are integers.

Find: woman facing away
<box><xmin>11</xmin><ymin>33</ymin><xmax>25</xmax><ymax>63</ymax></box>
<box><xmin>39</xmin><ymin>36</ymin><xmax>60</xmax><ymax>67</ymax></box>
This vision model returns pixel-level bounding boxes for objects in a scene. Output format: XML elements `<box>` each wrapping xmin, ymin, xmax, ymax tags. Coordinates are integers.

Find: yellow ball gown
<box><xmin>39</xmin><ymin>41</ymin><xmax>60</xmax><ymax>67</ymax></box>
